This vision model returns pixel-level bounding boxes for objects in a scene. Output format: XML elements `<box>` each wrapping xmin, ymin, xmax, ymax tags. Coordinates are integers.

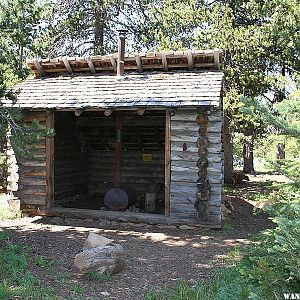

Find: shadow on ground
<box><xmin>0</xmin><ymin>176</ymin><xmax>276</xmax><ymax>300</ymax></box>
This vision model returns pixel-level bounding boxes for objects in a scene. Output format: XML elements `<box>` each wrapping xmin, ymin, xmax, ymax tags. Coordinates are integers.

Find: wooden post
<box><xmin>164</xmin><ymin>110</ymin><xmax>171</xmax><ymax>217</ymax></box>
<box><xmin>115</xmin><ymin>111</ymin><xmax>122</xmax><ymax>187</ymax></box>
<box><xmin>46</xmin><ymin>110</ymin><xmax>54</xmax><ymax>209</ymax></box>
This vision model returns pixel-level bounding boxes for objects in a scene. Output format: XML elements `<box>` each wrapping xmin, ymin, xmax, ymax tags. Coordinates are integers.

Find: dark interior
<box><xmin>54</xmin><ymin>110</ymin><xmax>166</xmax><ymax>214</ymax></box>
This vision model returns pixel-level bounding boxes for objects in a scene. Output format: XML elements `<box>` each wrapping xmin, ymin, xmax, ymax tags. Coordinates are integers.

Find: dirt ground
<box><xmin>0</xmin><ymin>175</ymin><xmax>280</xmax><ymax>300</ymax></box>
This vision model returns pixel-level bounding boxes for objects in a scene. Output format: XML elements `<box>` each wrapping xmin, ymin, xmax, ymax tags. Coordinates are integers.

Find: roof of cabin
<box><xmin>3</xmin><ymin>50</ymin><xmax>224</xmax><ymax>110</ymax></box>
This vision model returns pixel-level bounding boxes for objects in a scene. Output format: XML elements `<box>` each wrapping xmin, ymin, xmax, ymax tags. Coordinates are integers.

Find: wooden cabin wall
<box><xmin>76</xmin><ymin>113</ymin><xmax>115</xmax><ymax>204</ymax></box>
<box><xmin>9</xmin><ymin>111</ymin><xmax>48</xmax><ymax>209</ymax></box>
<box><xmin>169</xmin><ymin>109</ymin><xmax>222</xmax><ymax>226</ymax></box>
<box><xmin>77</xmin><ymin>112</ymin><xmax>165</xmax><ymax>210</ymax></box>
<box><xmin>54</xmin><ymin>112</ymin><xmax>89</xmax><ymax>206</ymax></box>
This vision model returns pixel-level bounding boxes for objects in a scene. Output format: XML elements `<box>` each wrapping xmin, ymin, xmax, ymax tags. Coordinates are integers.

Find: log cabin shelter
<box><xmin>4</xmin><ymin>49</ymin><xmax>224</xmax><ymax>228</ymax></box>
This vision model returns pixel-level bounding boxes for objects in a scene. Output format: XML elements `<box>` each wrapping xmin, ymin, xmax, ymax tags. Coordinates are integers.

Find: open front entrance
<box><xmin>53</xmin><ymin>110</ymin><xmax>168</xmax><ymax>215</ymax></box>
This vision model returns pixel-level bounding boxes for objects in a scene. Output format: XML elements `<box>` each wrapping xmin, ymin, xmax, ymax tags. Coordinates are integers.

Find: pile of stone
<box><xmin>74</xmin><ymin>233</ymin><xmax>125</xmax><ymax>274</ymax></box>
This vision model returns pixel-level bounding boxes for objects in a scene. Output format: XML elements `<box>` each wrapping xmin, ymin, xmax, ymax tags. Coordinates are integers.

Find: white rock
<box><xmin>74</xmin><ymin>243</ymin><xmax>125</xmax><ymax>274</ymax></box>
<box><xmin>83</xmin><ymin>233</ymin><xmax>113</xmax><ymax>250</ymax></box>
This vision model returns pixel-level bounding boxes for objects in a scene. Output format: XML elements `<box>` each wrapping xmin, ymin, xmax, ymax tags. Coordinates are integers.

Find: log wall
<box><xmin>9</xmin><ymin>109</ymin><xmax>223</xmax><ymax>227</ymax></box>
<box><xmin>169</xmin><ymin>109</ymin><xmax>222</xmax><ymax>226</ymax></box>
<box><xmin>9</xmin><ymin>111</ymin><xmax>48</xmax><ymax>209</ymax></box>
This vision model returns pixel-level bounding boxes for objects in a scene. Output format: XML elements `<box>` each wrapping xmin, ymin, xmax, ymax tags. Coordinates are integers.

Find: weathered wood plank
<box><xmin>20</xmin><ymin>194</ymin><xmax>46</xmax><ymax>205</ymax></box>
<box><xmin>165</xmin><ymin>109</ymin><xmax>171</xmax><ymax>216</ymax></box>
<box><xmin>171</xmin><ymin>131</ymin><xmax>221</xmax><ymax>143</ymax></box>
<box><xmin>170</xmin><ymin>192</ymin><xmax>196</xmax><ymax>205</ymax></box>
<box><xmin>46</xmin><ymin>110</ymin><xmax>54</xmax><ymax>208</ymax></box>
<box><xmin>171</xmin><ymin>121</ymin><xmax>222</xmax><ymax>133</ymax></box>
<box><xmin>19</xmin><ymin>176</ymin><xmax>46</xmax><ymax>186</ymax></box>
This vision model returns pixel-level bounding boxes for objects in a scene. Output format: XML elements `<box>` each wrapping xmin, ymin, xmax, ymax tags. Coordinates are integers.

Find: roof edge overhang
<box><xmin>26</xmin><ymin>49</ymin><xmax>223</xmax><ymax>77</ymax></box>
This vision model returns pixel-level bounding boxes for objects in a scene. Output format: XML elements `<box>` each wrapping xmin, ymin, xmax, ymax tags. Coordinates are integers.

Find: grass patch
<box><xmin>70</xmin><ymin>282</ymin><xmax>86</xmax><ymax>295</ymax></box>
<box><xmin>144</xmin><ymin>268</ymin><xmax>251</xmax><ymax>300</ymax></box>
<box><xmin>35</xmin><ymin>255</ymin><xmax>55</xmax><ymax>268</ymax></box>
<box><xmin>0</xmin><ymin>231</ymin><xmax>57</xmax><ymax>300</ymax></box>
<box><xmin>58</xmin><ymin>271</ymin><xmax>72</xmax><ymax>284</ymax></box>
<box><xmin>85</xmin><ymin>271</ymin><xmax>112</xmax><ymax>283</ymax></box>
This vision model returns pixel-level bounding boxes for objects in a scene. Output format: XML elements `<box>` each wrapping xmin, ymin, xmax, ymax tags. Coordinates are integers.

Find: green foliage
<box><xmin>0</xmin><ymin>237</ymin><xmax>57</xmax><ymax>299</ymax></box>
<box><xmin>44</xmin><ymin>0</ymin><xmax>151</xmax><ymax>56</ymax></box>
<box><xmin>0</xmin><ymin>195</ymin><xmax>21</xmax><ymax>220</ymax></box>
<box><xmin>0</xmin><ymin>229</ymin><xmax>10</xmax><ymax>241</ymax></box>
<box><xmin>0</xmin><ymin>207</ymin><xmax>21</xmax><ymax>220</ymax></box>
<box><xmin>0</xmin><ymin>0</ymin><xmax>53</xmax><ymax>173</ymax></box>
<box><xmin>239</xmin><ymin>207</ymin><xmax>300</xmax><ymax>298</ymax></box>
<box><xmin>85</xmin><ymin>271</ymin><xmax>112</xmax><ymax>282</ymax></box>
<box><xmin>57</xmin><ymin>272</ymin><xmax>72</xmax><ymax>284</ymax></box>
<box><xmin>145</xmin><ymin>268</ymin><xmax>251</xmax><ymax>300</ymax></box>
<box><xmin>0</xmin><ymin>0</ymin><xmax>51</xmax><ymax>79</ymax></box>
<box><xmin>35</xmin><ymin>255</ymin><xmax>54</xmax><ymax>268</ymax></box>
<box><xmin>70</xmin><ymin>282</ymin><xmax>86</xmax><ymax>295</ymax></box>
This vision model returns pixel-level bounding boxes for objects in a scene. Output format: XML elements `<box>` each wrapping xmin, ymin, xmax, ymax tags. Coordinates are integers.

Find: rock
<box><xmin>110</xmin><ymin>221</ymin><xmax>119</xmax><ymax>226</ymax></box>
<box><xmin>127</xmin><ymin>222</ymin><xmax>136</xmax><ymax>227</ymax></box>
<box><xmin>221</xmin><ymin>203</ymin><xmax>232</xmax><ymax>220</ymax></box>
<box><xmin>83</xmin><ymin>233</ymin><xmax>113</xmax><ymax>250</ymax></box>
<box><xmin>134</xmin><ymin>223</ymin><xmax>147</xmax><ymax>228</ymax></box>
<box><xmin>74</xmin><ymin>243</ymin><xmax>125</xmax><ymax>274</ymax></box>
<box><xmin>51</xmin><ymin>217</ymin><xmax>64</xmax><ymax>224</ymax></box>
<box><xmin>157</xmin><ymin>225</ymin><xmax>177</xmax><ymax>229</ymax></box>
<box><xmin>64</xmin><ymin>218</ymin><xmax>79</xmax><ymax>224</ymax></box>
<box><xmin>83</xmin><ymin>219</ymin><xmax>95</xmax><ymax>223</ymax></box>
<box><xmin>99</xmin><ymin>219</ymin><xmax>111</xmax><ymax>226</ymax></box>
<box><xmin>179</xmin><ymin>225</ymin><xmax>196</xmax><ymax>230</ymax></box>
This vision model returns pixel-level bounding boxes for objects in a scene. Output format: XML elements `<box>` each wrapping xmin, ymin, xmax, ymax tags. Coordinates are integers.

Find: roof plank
<box><xmin>7</xmin><ymin>71</ymin><xmax>223</xmax><ymax>110</ymax></box>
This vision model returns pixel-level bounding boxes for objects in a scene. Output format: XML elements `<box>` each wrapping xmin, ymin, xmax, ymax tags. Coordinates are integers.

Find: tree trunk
<box><xmin>243</xmin><ymin>136</ymin><xmax>254</xmax><ymax>173</ymax></box>
<box><xmin>276</xmin><ymin>143</ymin><xmax>285</xmax><ymax>159</ymax></box>
<box><xmin>94</xmin><ymin>5</ymin><xmax>105</xmax><ymax>55</ymax></box>
<box><xmin>223</xmin><ymin>115</ymin><xmax>233</xmax><ymax>183</ymax></box>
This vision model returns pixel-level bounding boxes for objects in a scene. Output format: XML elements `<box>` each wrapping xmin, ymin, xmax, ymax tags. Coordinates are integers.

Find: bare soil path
<box><xmin>0</xmin><ymin>175</ymin><xmax>280</xmax><ymax>300</ymax></box>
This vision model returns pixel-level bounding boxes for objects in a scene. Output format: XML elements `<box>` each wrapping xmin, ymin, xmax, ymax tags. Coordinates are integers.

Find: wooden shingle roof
<box><xmin>3</xmin><ymin>50</ymin><xmax>224</xmax><ymax>110</ymax></box>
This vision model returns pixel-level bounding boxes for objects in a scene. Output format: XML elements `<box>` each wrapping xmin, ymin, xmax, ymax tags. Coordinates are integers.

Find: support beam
<box><xmin>86</xmin><ymin>57</ymin><xmax>96</xmax><ymax>73</ymax></box>
<box><xmin>62</xmin><ymin>57</ymin><xmax>73</xmax><ymax>74</ymax></box>
<box><xmin>161</xmin><ymin>53</ymin><xmax>168</xmax><ymax>71</ymax></box>
<box><xmin>75</xmin><ymin>109</ymin><xmax>85</xmax><ymax>116</ymax></box>
<box><xmin>137</xmin><ymin>108</ymin><xmax>146</xmax><ymax>115</ymax></box>
<box><xmin>46</xmin><ymin>110</ymin><xmax>54</xmax><ymax>209</ymax></box>
<box><xmin>104</xmin><ymin>109</ymin><xmax>113</xmax><ymax>117</ymax></box>
<box><xmin>165</xmin><ymin>109</ymin><xmax>171</xmax><ymax>217</ymax></box>
<box><xmin>187</xmin><ymin>50</ymin><xmax>194</xmax><ymax>71</ymax></box>
<box><xmin>169</xmin><ymin>108</ymin><xmax>176</xmax><ymax>117</ymax></box>
<box><xmin>213</xmin><ymin>49</ymin><xmax>221</xmax><ymax>70</ymax></box>
<box><xmin>33</xmin><ymin>59</ymin><xmax>46</xmax><ymax>77</ymax></box>
<box><xmin>115</xmin><ymin>111</ymin><xmax>122</xmax><ymax>187</ymax></box>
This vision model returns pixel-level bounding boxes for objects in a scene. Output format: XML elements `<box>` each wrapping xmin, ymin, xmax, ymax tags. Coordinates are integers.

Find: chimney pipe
<box><xmin>117</xmin><ymin>29</ymin><xmax>127</xmax><ymax>77</ymax></box>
